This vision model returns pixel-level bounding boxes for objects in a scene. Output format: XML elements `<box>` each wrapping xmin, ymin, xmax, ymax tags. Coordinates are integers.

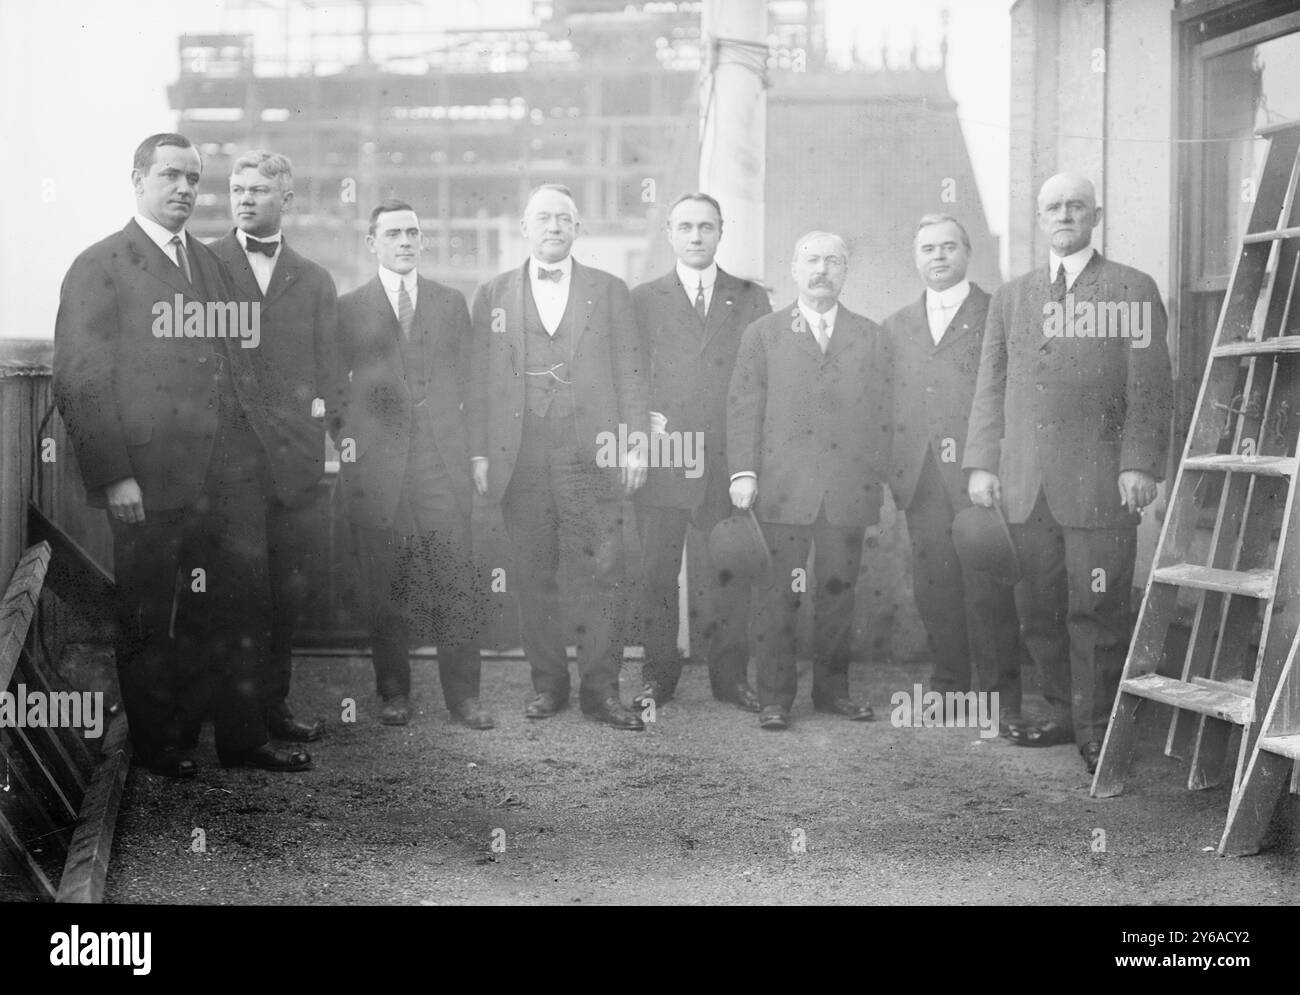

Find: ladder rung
<box><xmin>1242</xmin><ymin>226</ymin><xmax>1300</xmax><ymax>244</ymax></box>
<box><xmin>1183</xmin><ymin>453</ymin><xmax>1298</xmax><ymax>476</ymax></box>
<box><xmin>1121</xmin><ymin>673</ymin><xmax>1254</xmax><ymax>724</ymax></box>
<box><xmin>1150</xmin><ymin>563</ymin><xmax>1276</xmax><ymax>598</ymax></box>
<box><xmin>1213</xmin><ymin>337</ymin><xmax>1300</xmax><ymax>357</ymax></box>
<box><xmin>1256</xmin><ymin>733</ymin><xmax>1300</xmax><ymax>760</ymax></box>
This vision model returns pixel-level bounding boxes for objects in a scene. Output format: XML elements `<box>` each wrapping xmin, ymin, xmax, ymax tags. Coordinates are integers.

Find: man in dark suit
<box><xmin>467</xmin><ymin>183</ymin><xmax>648</xmax><ymax>730</ymax></box>
<box><xmin>211</xmin><ymin>150</ymin><xmax>338</xmax><ymax>743</ymax></box>
<box><xmin>629</xmin><ymin>192</ymin><xmax>771</xmax><ymax>712</ymax></box>
<box><xmin>337</xmin><ymin>199</ymin><xmax>491</xmax><ymax>730</ymax></box>
<box><xmin>964</xmin><ymin>173</ymin><xmax>1173</xmax><ymax>773</ymax></box>
<box><xmin>728</xmin><ymin>231</ymin><xmax>892</xmax><ymax>730</ymax></box>
<box><xmin>885</xmin><ymin>214</ymin><xmax>1022</xmax><ymax>724</ymax></box>
<box><xmin>53</xmin><ymin>132</ymin><xmax>310</xmax><ymax>775</ymax></box>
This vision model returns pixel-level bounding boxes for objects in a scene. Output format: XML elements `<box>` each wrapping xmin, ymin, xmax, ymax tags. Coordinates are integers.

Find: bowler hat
<box><xmin>952</xmin><ymin>503</ymin><xmax>1021</xmax><ymax>585</ymax></box>
<box><xmin>708</xmin><ymin>508</ymin><xmax>774</xmax><ymax>590</ymax></box>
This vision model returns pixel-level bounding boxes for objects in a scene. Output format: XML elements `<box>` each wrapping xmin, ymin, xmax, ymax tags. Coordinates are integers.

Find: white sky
<box><xmin>0</xmin><ymin>0</ymin><xmax>1011</xmax><ymax>339</ymax></box>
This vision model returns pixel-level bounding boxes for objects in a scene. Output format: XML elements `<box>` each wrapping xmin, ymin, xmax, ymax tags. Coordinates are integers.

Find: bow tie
<box><xmin>244</xmin><ymin>236</ymin><xmax>279</xmax><ymax>257</ymax></box>
<box><xmin>536</xmin><ymin>267</ymin><xmax>564</xmax><ymax>283</ymax></box>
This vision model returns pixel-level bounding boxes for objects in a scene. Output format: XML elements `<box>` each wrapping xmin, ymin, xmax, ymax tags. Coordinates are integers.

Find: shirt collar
<box><xmin>531</xmin><ymin>255</ymin><xmax>573</xmax><ymax>282</ymax></box>
<box><xmin>1049</xmin><ymin>245</ymin><xmax>1096</xmax><ymax>279</ymax></box>
<box><xmin>134</xmin><ymin>213</ymin><xmax>186</xmax><ymax>254</ymax></box>
<box><xmin>237</xmin><ymin>228</ymin><xmax>282</xmax><ymax>250</ymax></box>
<box><xmin>798</xmin><ymin>299</ymin><xmax>838</xmax><ymax>334</ymax></box>
<box><xmin>377</xmin><ymin>266</ymin><xmax>417</xmax><ymax>295</ymax></box>
<box><xmin>926</xmin><ymin>279</ymin><xmax>971</xmax><ymax>311</ymax></box>
<box><xmin>676</xmin><ymin>260</ymin><xmax>718</xmax><ymax>293</ymax></box>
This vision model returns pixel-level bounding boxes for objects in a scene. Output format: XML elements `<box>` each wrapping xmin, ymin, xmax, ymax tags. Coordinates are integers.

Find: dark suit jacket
<box><xmin>54</xmin><ymin>219</ymin><xmax>236</xmax><ymax>510</ymax></box>
<box><xmin>632</xmin><ymin>265</ymin><xmax>770</xmax><ymax>527</ymax></box>
<box><xmin>210</xmin><ymin>231</ymin><xmax>341</xmax><ymax>506</ymax></box>
<box><xmin>466</xmin><ymin>259</ymin><xmax>649</xmax><ymax>503</ymax></box>
<box><xmin>728</xmin><ymin>302</ymin><xmax>893</xmax><ymax>527</ymax></box>
<box><xmin>885</xmin><ymin>284</ymin><xmax>990</xmax><ymax>510</ymax></box>
<box><xmin>962</xmin><ymin>253</ymin><xmax>1173</xmax><ymax>528</ymax></box>
<box><xmin>336</xmin><ymin>275</ymin><xmax>474</xmax><ymax>529</ymax></box>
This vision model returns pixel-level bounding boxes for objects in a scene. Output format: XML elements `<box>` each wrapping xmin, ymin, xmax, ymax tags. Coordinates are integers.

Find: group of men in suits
<box><xmin>54</xmin><ymin>128</ymin><xmax>1170</xmax><ymax>778</ymax></box>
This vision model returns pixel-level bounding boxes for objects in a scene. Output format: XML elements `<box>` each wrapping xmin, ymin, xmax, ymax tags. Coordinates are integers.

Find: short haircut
<box><xmin>523</xmin><ymin>183</ymin><xmax>578</xmax><ymax>217</ymax></box>
<box><xmin>792</xmin><ymin>230</ymin><xmax>849</xmax><ymax>262</ymax></box>
<box><xmin>133</xmin><ymin>133</ymin><xmax>197</xmax><ymax>173</ymax></box>
<box><xmin>231</xmin><ymin>149</ymin><xmax>294</xmax><ymax>192</ymax></box>
<box><xmin>368</xmin><ymin>198</ymin><xmax>417</xmax><ymax>236</ymax></box>
<box><xmin>667</xmin><ymin>192</ymin><xmax>723</xmax><ymax>225</ymax></box>
<box><xmin>914</xmin><ymin>213</ymin><xmax>971</xmax><ymax>251</ymax></box>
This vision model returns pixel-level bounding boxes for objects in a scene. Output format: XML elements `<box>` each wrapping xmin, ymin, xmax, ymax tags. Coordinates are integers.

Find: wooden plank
<box><xmin>0</xmin><ymin>809</ymin><xmax>56</xmax><ymax>900</ymax></box>
<box><xmin>1182</xmin><ymin>453</ymin><xmax>1297</xmax><ymax>476</ymax></box>
<box><xmin>0</xmin><ymin>543</ymin><xmax>50</xmax><ymax>689</ymax></box>
<box><xmin>1121</xmin><ymin>673</ymin><xmax>1254</xmax><ymax>724</ymax></box>
<box><xmin>1213</xmin><ymin>337</ymin><xmax>1300</xmax><ymax>357</ymax></box>
<box><xmin>1150</xmin><ymin>563</ymin><xmax>1275</xmax><ymax>599</ymax></box>
<box><xmin>55</xmin><ymin>716</ymin><xmax>130</xmax><ymax>904</ymax></box>
<box><xmin>26</xmin><ymin>503</ymin><xmax>114</xmax><ymax>607</ymax></box>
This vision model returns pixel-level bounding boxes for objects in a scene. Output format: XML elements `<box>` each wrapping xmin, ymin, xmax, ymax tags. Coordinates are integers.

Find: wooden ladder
<box><xmin>1091</xmin><ymin>120</ymin><xmax>1300</xmax><ymax>856</ymax></box>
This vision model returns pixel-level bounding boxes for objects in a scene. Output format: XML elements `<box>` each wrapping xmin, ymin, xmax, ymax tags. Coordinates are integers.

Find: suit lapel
<box><xmin>569</xmin><ymin>261</ymin><xmax>595</xmax><ymax>354</ymax></box>
<box><xmin>414</xmin><ymin>276</ymin><xmax>440</xmax><ymax>367</ymax></box>
<box><xmin>701</xmin><ymin>269</ymin><xmax>739</xmax><ymax>352</ymax></box>
<box><xmin>125</xmin><ymin>220</ymin><xmax>201</xmax><ymax>301</ymax></box>
<box><xmin>364</xmin><ymin>276</ymin><xmax>406</xmax><ymax>381</ymax></box>
<box><xmin>934</xmin><ymin>286</ymin><xmax>981</xmax><ymax>354</ymax></box>
<box><xmin>824</xmin><ymin>308</ymin><xmax>860</xmax><ymax>364</ymax></box>
<box><xmin>786</xmin><ymin>304</ymin><xmax>825</xmax><ymax>363</ymax></box>
<box><xmin>262</xmin><ymin>241</ymin><xmax>299</xmax><ymax>308</ymax></box>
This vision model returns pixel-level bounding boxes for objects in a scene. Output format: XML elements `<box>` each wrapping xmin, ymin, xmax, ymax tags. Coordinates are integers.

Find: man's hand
<box><xmin>650</xmin><ymin>410</ymin><xmax>667</xmax><ymax>435</ymax></box>
<box><xmin>1118</xmin><ymin>469</ymin><xmax>1157</xmax><ymax>514</ymax></box>
<box><xmin>730</xmin><ymin>475</ymin><xmax>756</xmax><ymax>510</ymax></box>
<box><xmin>472</xmin><ymin>459</ymin><xmax>489</xmax><ymax>496</ymax></box>
<box><xmin>106</xmin><ymin>477</ymin><xmax>145</xmax><ymax>524</ymax></box>
<box><xmin>622</xmin><ymin>448</ymin><xmax>647</xmax><ymax>495</ymax></box>
<box><xmin>967</xmin><ymin>469</ymin><xmax>1001</xmax><ymax>508</ymax></box>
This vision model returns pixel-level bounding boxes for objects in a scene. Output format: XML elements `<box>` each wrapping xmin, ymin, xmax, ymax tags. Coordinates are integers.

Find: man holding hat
<box><xmin>727</xmin><ymin>231</ymin><xmax>892</xmax><ymax>730</ymax></box>
<box><xmin>963</xmin><ymin>173</ymin><xmax>1172</xmax><ymax>773</ymax></box>
<box><xmin>884</xmin><ymin>213</ymin><xmax>1023</xmax><ymax>727</ymax></box>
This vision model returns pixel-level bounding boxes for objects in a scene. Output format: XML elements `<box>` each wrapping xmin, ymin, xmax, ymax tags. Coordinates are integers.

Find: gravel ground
<box><xmin>105</xmin><ymin>654</ymin><xmax>1300</xmax><ymax>905</ymax></box>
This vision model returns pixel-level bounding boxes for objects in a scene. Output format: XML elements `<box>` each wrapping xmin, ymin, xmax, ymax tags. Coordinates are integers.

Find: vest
<box><xmin>523</xmin><ymin>273</ymin><xmax>576</xmax><ymax>420</ymax></box>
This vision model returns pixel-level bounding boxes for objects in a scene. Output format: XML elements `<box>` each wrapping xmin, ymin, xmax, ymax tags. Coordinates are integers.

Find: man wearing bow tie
<box><xmin>964</xmin><ymin>173</ymin><xmax>1173</xmax><ymax>773</ymax></box>
<box><xmin>884</xmin><ymin>214</ymin><xmax>1023</xmax><ymax>725</ymax></box>
<box><xmin>727</xmin><ymin>231</ymin><xmax>892</xmax><ymax>730</ymax></box>
<box><xmin>211</xmin><ymin>150</ymin><xmax>340</xmax><ymax>745</ymax></box>
<box><xmin>628</xmin><ymin>193</ymin><xmax>770</xmax><ymax>712</ymax></box>
<box><xmin>53</xmin><ymin>133</ymin><xmax>310</xmax><ymax>776</ymax></box>
<box><xmin>467</xmin><ymin>184</ymin><xmax>649</xmax><ymax>729</ymax></box>
<box><xmin>336</xmin><ymin>199</ymin><xmax>491</xmax><ymax>730</ymax></box>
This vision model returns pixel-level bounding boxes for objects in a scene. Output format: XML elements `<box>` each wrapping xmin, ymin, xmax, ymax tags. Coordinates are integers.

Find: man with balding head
<box><xmin>964</xmin><ymin>173</ymin><xmax>1173</xmax><ymax>773</ymax></box>
<box><xmin>727</xmin><ymin>231</ymin><xmax>892</xmax><ymax>730</ymax></box>
<box><xmin>467</xmin><ymin>183</ymin><xmax>649</xmax><ymax>730</ymax></box>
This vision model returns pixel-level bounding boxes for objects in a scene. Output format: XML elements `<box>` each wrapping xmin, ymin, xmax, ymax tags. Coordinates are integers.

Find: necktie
<box><xmin>814</xmin><ymin>315</ymin><xmax>829</xmax><ymax>354</ymax></box>
<box><xmin>397</xmin><ymin>282</ymin><xmax>414</xmax><ymax>339</ymax></box>
<box><xmin>245</xmin><ymin>236</ymin><xmax>278</xmax><ymax>257</ymax></box>
<box><xmin>170</xmin><ymin>235</ymin><xmax>193</xmax><ymax>285</ymax></box>
<box><xmin>1051</xmin><ymin>263</ymin><xmax>1067</xmax><ymax>301</ymax></box>
<box><xmin>537</xmin><ymin>267</ymin><xmax>564</xmax><ymax>283</ymax></box>
<box><xmin>694</xmin><ymin>280</ymin><xmax>707</xmax><ymax>324</ymax></box>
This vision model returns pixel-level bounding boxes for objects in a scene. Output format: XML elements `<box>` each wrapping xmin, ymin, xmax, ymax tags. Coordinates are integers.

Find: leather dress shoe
<box><xmin>139</xmin><ymin>749</ymin><xmax>197</xmax><ymax>779</ymax></box>
<box><xmin>814</xmin><ymin>696</ymin><xmax>875</xmax><ymax>721</ymax></box>
<box><xmin>1007</xmin><ymin>717</ymin><xmax>1074</xmax><ymax>748</ymax></box>
<box><xmin>759</xmin><ymin>705</ymin><xmax>790</xmax><ymax>730</ymax></box>
<box><xmin>1080</xmin><ymin>740</ymin><xmax>1103</xmax><ymax>774</ymax></box>
<box><xmin>524</xmin><ymin>691</ymin><xmax>567</xmax><ymax>719</ymax></box>
<box><xmin>731</xmin><ymin>682</ymin><xmax>762</xmax><ymax>713</ymax></box>
<box><xmin>219</xmin><ymin>743</ymin><xmax>312</xmax><ymax>771</ymax></box>
<box><xmin>632</xmin><ymin>681</ymin><xmax>671</xmax><ymax>709</ymax></box>
<box><xmin>450</xmin><ymin>697</ymin><xmax>495</xmax><ymax>730</ymax></box>
<box><xmin>268</xmin><ymin>707</ymin><xmax>325</xmax><ymax>742</ymax></box>
<box><xmin>380</xmin><ymin>695</ymin><xmax>411</xmax><ymax>726</ymax></box>
<box><xmin>582</xmin><ymin>697</ymin><xmax>645</xmax><ymax>731</ymax></box>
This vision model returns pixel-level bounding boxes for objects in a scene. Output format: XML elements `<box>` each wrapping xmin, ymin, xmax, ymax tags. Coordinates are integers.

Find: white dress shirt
<box><xmin>134</xmin><ymin>213</ymin><xmax>189</xmax><ymax>269</ymax></box>
<box><xmin>529</xmin><ymin>255</ymin><xmax>573</xmax><ymax>336</ymax></box>
<box><xmin>798</xmin><ymin>299</ymin><xmax>838</xmax><ymax>348</ymax></box>
<box><xmin>925</xmin><ymin>279</ymin><xmax>970</xmax><ymax>345</ymax></box>
<box><xmin>676</xmin><ymin>260</ymin><xmax>718</xmax><ymax>314</ymax></box>
<box><xmin>377</xmin><ymin>265</ymin><xmax>418</xmax><ymax>322</ymax></box>
<box><xmin>236</xmin><ymin>228</ymin><xmax>282</xmax><ymax>295</ymax></box>
<box><xmin>1048</xmin><ymin>245</ymin><xmax>1096</xmax><ymax>290</ymax></box>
